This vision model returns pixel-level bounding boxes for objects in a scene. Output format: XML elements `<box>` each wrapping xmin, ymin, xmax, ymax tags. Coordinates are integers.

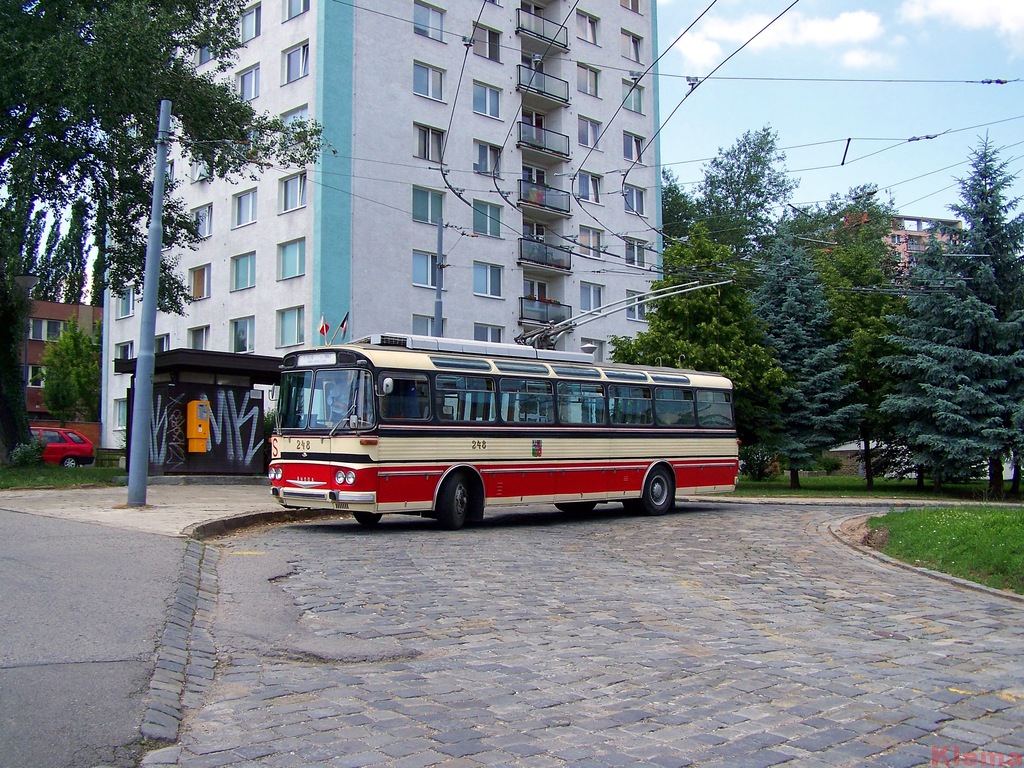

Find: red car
<box><xmin>30</xmin><ymin>427</ymin><xmax>95</xmax><ymax>468</ymax></box>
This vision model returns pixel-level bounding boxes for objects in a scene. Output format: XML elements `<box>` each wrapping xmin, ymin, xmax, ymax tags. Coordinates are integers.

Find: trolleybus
<box><xmin>268</xmin><ymin>333</ymin><xmax>738</xmax><ymax>530</ymax></box>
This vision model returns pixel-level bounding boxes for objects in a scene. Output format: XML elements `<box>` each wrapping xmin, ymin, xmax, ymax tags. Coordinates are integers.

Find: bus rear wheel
<box><xmin>627</xmin><ymin>466</ymin><xmax>675</xmax><ymax>516</ymax></box>
<box><xmin>436</xmin><ymin>472</ymin><xmax>479</xmax><ymax>531</ymax></box>
<box><xmin>353</xmin><ymin>512</ymin><xmax>382</xmax><ymax>527</ymax></box>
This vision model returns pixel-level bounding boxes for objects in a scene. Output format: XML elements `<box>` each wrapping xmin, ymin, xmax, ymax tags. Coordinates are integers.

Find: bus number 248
<box><xmin>471</xmin><ymin>440</ymin><xmax>487</xmax><ymax>450</ymax></box>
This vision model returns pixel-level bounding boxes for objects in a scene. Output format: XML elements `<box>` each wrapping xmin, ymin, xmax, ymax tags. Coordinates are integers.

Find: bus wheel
<box><xmin>436</xmin><ymin>473</ymin><xmax>474</xmax><ymax>531</ymax></box>
<box><xmin>353</xmin><ymin>512</ymin><xmax>382</xmax><ymax>527</ymax></box>
<box><xmin>554</xmin><ymin>502</ymin><xmax>597</xmax><ymax>513</ymax></box>
<box><xmin>637</xmin><ymin>466</ymin><xmax>675</xmax><ymax>516</ymax></box>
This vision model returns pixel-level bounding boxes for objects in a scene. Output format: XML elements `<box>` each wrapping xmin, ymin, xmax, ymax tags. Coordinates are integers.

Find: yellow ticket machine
<box><xmin>187</xmin><ymin>400</ymin><xmax>211</xmax><ymax>453</ymax></box>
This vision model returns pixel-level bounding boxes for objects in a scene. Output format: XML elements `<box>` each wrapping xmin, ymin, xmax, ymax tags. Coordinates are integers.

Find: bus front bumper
<box><xmin>272</xmin><ymin>486</ymin><xmax>377</xmax><ymax>512</ymax></box>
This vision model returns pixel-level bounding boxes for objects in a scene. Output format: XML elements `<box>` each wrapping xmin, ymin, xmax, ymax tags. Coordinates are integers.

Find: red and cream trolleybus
<box><xmin>268</xmin><ymin>333</ymin><xmax>739</xmax><ymax>530</ymax></box>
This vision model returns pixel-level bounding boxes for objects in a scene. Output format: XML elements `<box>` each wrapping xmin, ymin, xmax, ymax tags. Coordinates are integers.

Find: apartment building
<box><xmin>887</xmin><ymin>215</ymin><xmax>961</xmax><ymax>266</ymax></box>
<box><xmin>102</xmin><ymin>0</ymin><xmax>662</xmax><ymax>447</ymax></box>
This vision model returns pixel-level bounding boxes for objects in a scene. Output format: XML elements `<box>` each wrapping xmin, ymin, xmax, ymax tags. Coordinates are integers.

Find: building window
<box><xmin>626</xmin><ymin>290</ymin><xmax>647</xmax><ymax>321</ymax></box>
<box><xmin>473</xmin><ymin>82</ymin><xmax>500</xmax><ymax>117</ymax></box>
<box><xmin>240</xmin><ymin>4</ymin><xmax>261</xmax><ymax>42</ymax></box>
<box><xmin>189</xmin><ymin>264</ymin><xmax>211</xmax><ymax>300</ymax></box>
<box><xmin>473</xmin><ymin>141</ymin><xmax>501</xmax><ymax>175</ymax></box>
<box><xmin>576</xmin><ymin>11</ymin><xmax>598</xmax><ymax>44</ymax></box>
<box><xmin>231</xmin><ymin>252</ymin><xmax>256</xmax><ymax>291</ymax></box>
<box><xmin>621</xmin><ymin>30</ymin><xmax>641</xmax><ymax>62</ymax></box>
<box><xmin>284</xmin><ymin>42</ymin><xmax>309</xmax><ymax>83</ymax></box>
<box><xmin>193</xmin><ymin>204</ymin><xmax>213</xmax><ymax>237</ymax></box>
<box><xmin>198</xmin><ymin>46</ymin><xmax>214</xmax><ymax>65</ymax></box>
<box><xmin>115</xmin><ymin>341</ymin><xmax>134</xmax><ymax>360</ymax></box>
<box><xmin>623</xmin><ymin>132</ymin><xmax>643</xmax><ymax>162</ymax></box>
<box><xmin>234</xmin><ymin>189</ymin><xmax>257</xmax><ymax>227</ymax></box>
<box><xmin>415</xmin><ymin>124</ymin><xmax>444</xmax><ymax>162</ymax></box>
<box><xmin>412</xmin><ymin>250</ymin><xmax>438</xmax><ymax>288</ymax></box>
<box><xmin>238</xmin><ymin>65</ymin><xmax>260</xmax><ymax>101</ymax></box>
<box><xmin>283</xmin><ymin>105</ymin><xmax>308</xmax><ymax>125</ymax></box>
<box><xmin>155</xmin><ymin>334</ymin><xmax>170</xmax><ymax>353</ymax></box>
<box><xmin>473</xmin><ymin>200</ymin><xmax>501</xmax><ymax>237</ymax></box>
<box><xmin>621</xmin><ymin>0</ymin><xmax>639</xmax><ymax>12</ymax></box>
<box><xmin>624</xmin><ymin>185</ymin><xmax>645</xmax><ymax>215</ymax></box>
<box><xmin>115</xmin><ymin>398</ymin><xmax>128</xmax><ymax>429</ymax></box>
<box><xmin>28</xmin><ymin>365</ymin><xmax>45</xmax><ymax>388</ymax></box>
<box><xmin>190</xmin><ymin>160</ymin><xmax>210</xmax><ymax>183</ymax></box>
<box><xmin>281</xmin><ymin>172</ymin><xmax>307</xmax><ymax>211</ymax></box>
<box><xmin>414</xmin><ymin>62</ymin><xmax>444</xmax><ymax>100</ymax></box>
<box><xmin>473</xmin><ymin>262</ymin><xmax>502</xmax><ymax>297</ymax></box>
<box><xmin>623</xmin><ymin>79</ymin><xmax>643</xmax><ymax>113</ymax></box>
<box><xmin>188</xmin><ymin>326</ymin><xmax>210</xmax><ymax>350</ymax></box>
<box><xmin>472</xmin><ymin>24</ymin><xmax>500</xmax><ymax>61</ymax></box>
<box><xmin>577</xmin><ymin>172</ymin><xmax>601</xmax><ymax>203</ymax></box>
<box><xmin>29</xmin><ymin>318</ymin><xmax>66</xmax><ymax>341</ymax></box>
<box><xmin>577</xmin><ymin>64</ymin><xmax>599</xmax><ymax>96</ymax></box>
<box><xmin>115</xmin><ymin>291</ymin><xmax>135</xmax><ymax>319</ymax></box>
<box><xmin>581</xmin><ymin>282</ymin><xmax>603</xmax><ymax>312</ymax></box>
<box><xmin>286</xmin><ymin>0</ymin><xmax>309</xmax><ymax>20</ymax></box>
<box><xmin>523</xmin><ymin>277</ymin><xmax>548</xmax><ymax>301</ymax></box>
<box><xmin>413</xmin><ymin>187</ymin><xmax>442</xmax><ymax>224</ymax></box>
<box><xmin>474</xmin><ymin>324</ymin><xmax>502</xmax><ymax>343</ymax></box>
<box><xmin>579</xmin><ymin>226</ymin><xmax>602</xmax><ymax>259</ymax></box>
<box><xmin>277</xmin><ymin>306</ymin><xmax>304</xmax><ymax>347</ymax></box>
<box><xmin>278</xmin><ymin>239</ymin><xmax>305</xmax><ymax>279</ymax></box>
<box><xmin>413</xmin><ymin>1</ymin><xmax>444</xmax><ymax>41</ymax></box>
<box><xmin>625</xmin><ymin>239</ymin><xmax>647</xmax><ymax>267</ymax></box>
<box><xmin>231</xmin><ymin>316</ymin><xmax>256</xmax><ymax>353</ymax></box>
<box><xmin>412</xmin><ymin>314</ymin><xmax>442</xmax><ymax>336</ymax></box>
<box><xmin>578</xmin><ymin>116</ymin><xmax>601</xmax><ymax>148</ymax></box>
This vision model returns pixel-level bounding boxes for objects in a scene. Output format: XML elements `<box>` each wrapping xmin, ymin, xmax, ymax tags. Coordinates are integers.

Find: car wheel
<box><xmin>60</xmin><ymin>456</ymin><xmax>79</xmax><ymax>468</ymax></box>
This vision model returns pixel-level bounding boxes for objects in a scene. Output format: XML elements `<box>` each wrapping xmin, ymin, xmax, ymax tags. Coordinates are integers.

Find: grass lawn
<box><xmin>867</xmin><ymin>506</ymin><xmax>1024</xmax><ymax>595</ymax></box>
<box><xmin>0</xmin><ymin>464</ymin><xmax>125</xmax><ymax>490</ymax></box>
<box><xmin>735</xmin><ymin>474</ymin><xmax>1000</xmax><ymax>501</ymax></box>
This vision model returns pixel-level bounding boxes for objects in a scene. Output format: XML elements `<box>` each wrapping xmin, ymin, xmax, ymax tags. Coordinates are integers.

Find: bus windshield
<box><xmin>278</xmin><ymin>368</ymin><xmax>375</xmax><ymax>431</ymax></box>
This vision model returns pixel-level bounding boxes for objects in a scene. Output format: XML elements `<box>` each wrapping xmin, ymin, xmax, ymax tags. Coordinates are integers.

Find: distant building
<box><xmin>887</xmin><ymin>215</ymin><xmax>961</xmax><ymax>266</ymax></box>
<box><xmin>23</xmin><ymin>300</ymin><xmax>103</xmax><ymax>421</ymax></box>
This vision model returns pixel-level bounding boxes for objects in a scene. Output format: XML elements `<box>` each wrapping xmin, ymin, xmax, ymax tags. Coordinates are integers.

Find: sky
<box><xmin>653</xmin><ymin>0</ymin><xmax>1024</xmax><ymax>221</ymax></box>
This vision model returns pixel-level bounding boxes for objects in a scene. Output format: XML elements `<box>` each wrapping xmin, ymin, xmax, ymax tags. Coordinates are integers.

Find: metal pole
<box><xmin>432</xmin><ymin>214</ymin><xmax>444</xmax><ymax>337</ymax></box>
<box><xmin>127</xmin><ymin>99</ymin><xmax>171</xmax><ymax>507</ymax></box>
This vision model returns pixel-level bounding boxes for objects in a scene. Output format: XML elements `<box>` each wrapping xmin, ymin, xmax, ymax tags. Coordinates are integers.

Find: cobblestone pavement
<box><xmin>151</xmin><ymin>502</ymin><xmax>1024</xmax><ymax>768</ymax></box>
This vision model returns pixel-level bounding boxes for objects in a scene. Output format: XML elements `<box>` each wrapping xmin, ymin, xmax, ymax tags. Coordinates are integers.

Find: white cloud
<box><xmin>842</xmin><ymin>48</ymin><xmax>897</xmax><ymax>69</ymax></box>
<box><xmin>672</xmin><ymin>10</ymin><xmax>885</xmax><ymax>72</ymax></box>
<box><xmin>899</xmin><ymin>0</ymin><xmax>1024</xmax><ymax>52</ymax></box>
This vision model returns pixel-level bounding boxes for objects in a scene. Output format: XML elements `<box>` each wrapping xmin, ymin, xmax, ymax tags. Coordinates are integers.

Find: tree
<box><xmin>0</xmin><ymin>0</ymin><xmax>322</xmax><ymax>461</ymax></box>
<box><xmin>883</xmin><ymin>138</ymin><xmax>1024</xmax><ymax>494</ymax></box>
<box><xmin>696</xmin><ymin>127</ymin><xmax>797</xmax><ymax>259</ymax></box>
<box><xmin>41</xmin><ymin>319</ymin><xmax>101</xmax><ymax>425</ymax></box>
<box><xmin>611</xmin><ymin>225</ymin><xmax>785</xmax><ymax>447</ymax></box>
<box><xmin>661</xmin><ymin>168</ymin><xmax>700</xmax><ymax>241</ymax></box>
<box><xmin>753</xmin><ymin>236</ymin><xmax>863</xmax><ymax>489</ymax></box>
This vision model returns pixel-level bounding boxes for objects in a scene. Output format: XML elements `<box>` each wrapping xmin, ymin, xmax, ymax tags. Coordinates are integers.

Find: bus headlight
<box><xmin>336</xmin><ymin>470</ymin><xmax>356</xmax><ymax>485</ymax></box>
<box><xmin>269</xmin><ymin>467</ymin><xmax>282</xmax><ymax>480</ymax></box>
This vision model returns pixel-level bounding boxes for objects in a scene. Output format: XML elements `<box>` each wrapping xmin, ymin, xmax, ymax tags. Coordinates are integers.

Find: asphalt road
<box><xmin>0</xmin><ymin>509</ymin><xmax>182</xmax><ymax>768</ymax></box>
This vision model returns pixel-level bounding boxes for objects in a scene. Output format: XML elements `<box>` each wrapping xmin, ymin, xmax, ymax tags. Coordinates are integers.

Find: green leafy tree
<box><xmin>0</xmin><ymin>0</ymin><xmax>322</xmax><ymax>461</ymax></box>
<box><xmin>661</xmin><ymin>168</ymin><xmax>700</xmax><ymax>241</ymax></box>
<box><xmin>753</xmin><ymin>237</ymin><xmax>864</xmax><ymax>489</ymax></box>
<box><xmin>611</xmin><ymin>225</ymin><xmax>785</xmax><ymax>447</ymax></box>
<box><xmin>41</xmin><ymin>319</ymin><xmax>101</xmax><ymax>425</ymax></box>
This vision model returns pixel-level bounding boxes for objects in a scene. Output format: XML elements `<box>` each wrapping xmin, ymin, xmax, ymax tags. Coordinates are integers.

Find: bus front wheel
<box><xmin>436</xmin><ymin>473</ymin><xmax>479</xmax><ymax>531</ymax></box>
<box><xmin>353</xmin><ymin>512</ymin><xmax>382</xmax><ymax>527</ymax></box>
<box><xmin>627</xmin><ymin>466</ymin><xmax>675</xmax><ymax>516</ymax></box>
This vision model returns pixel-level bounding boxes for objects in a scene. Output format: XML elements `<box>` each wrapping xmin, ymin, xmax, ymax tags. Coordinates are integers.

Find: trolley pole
<box><xmin>127</xmin><ymin>99</ymin><xmax>172</xmax><ymax>507</ymax></box>
<box><xmin>433</xmin><ymin>214</ymin><xmax>444</xmax><ymax>337</ymax></box>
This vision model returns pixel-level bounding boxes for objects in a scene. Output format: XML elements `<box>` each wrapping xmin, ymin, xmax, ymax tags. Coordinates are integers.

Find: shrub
<box><xmin>818</xmin><ymin>455</ymin><xmax>844</xmax><ymax>475</ymax></box>
<box><xmin>740</xmin><ymin>444</ymin><xmax>780</xmax><ymax>481</ymax></box>
<box><xmin>10</xmin><ymin>439</ymin><xmax>45</xmax><ymax>467</ymax></box>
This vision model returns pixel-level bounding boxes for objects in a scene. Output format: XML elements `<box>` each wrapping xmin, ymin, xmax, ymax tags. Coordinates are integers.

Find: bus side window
<box><xmin>381</xmin><ymin>375</ymin><xmax>430</xmax><ymax>420</ymax></box>
<box><xmin>500</xmin><ymin>379</ymin><xmax>554</xmax><ymax>423</ymax></box>
<box><xmin>696</xmin><ymin>389</ymin><xmax>734</xmax><ymax>428</ymax></box>
<box><xmin>609</xmin><ymin>385</ymin><xmax>653</xmax><ymax>425</ymax></box>
<box><xmin>655</xmin><ymin>387</ymin><xmax>696</xmax><ymax>427</ymax></box>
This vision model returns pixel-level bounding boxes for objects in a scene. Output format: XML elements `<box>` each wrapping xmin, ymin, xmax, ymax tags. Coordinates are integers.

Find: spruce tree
<box><xmin>753</xmin><ymin>237</ymin><xmax>863</xmax><ymax>489</ymax></box>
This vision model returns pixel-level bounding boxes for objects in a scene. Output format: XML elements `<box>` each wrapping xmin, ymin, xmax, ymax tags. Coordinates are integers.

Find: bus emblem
<box><xmin>532</xmin><ymin>440</ymin><xmax>542</xmax><ymax>457</ymax></box>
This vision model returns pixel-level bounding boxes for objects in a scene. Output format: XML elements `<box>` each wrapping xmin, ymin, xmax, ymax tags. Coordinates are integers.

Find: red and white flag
<box><xmin>318</xmin><ymin>314</ymin><xmax>329</xmax><ymax>337</ymax></box>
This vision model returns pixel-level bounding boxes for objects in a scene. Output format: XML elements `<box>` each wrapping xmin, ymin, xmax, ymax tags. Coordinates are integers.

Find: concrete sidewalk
<box><xmin>0</xmin><ymin>481</ymin><xmax>332</xmax><ymax>539</ymax></box>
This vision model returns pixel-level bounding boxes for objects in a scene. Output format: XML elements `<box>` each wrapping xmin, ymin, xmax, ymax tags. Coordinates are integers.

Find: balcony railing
<box><xmin>518</xmin><ymin>123</ymin><xmax>570</xmax><ymax>158</ymax></box>
<box><xmin>516</xmin><ymin>9</ymin><xmax>569</xmax><ymax>49</ymax></box>
<box><xmin>519</xmin><ymin>238</ymin><xmax>572</xmax><ymax>271</ymax></box>
<box><xmin>517</xmin><ymin>65</ymin><xmax>569</xmax><ymax>104</ymax></box>
<box><xmin>520</xmin><ymin>297</ymin><xmax>570</xmax><ymax>325</ymax></box>
<box><xmin>519</xmin><ymin>179</ymin><xmax>570</xmax><ymax>214</ymax></box>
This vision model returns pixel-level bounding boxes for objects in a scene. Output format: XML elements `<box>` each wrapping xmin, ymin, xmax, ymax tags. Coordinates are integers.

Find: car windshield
<box><xmin>278</xmin><ymin>368</ymin><xmax>375</xmax><ymax>431</ymax></box>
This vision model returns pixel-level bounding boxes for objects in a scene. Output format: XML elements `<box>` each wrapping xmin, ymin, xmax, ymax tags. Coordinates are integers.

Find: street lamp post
<box><xmin>14</xmin><ymin>274</ymin><xmax>39</xmax><ymax>399</ymax></box>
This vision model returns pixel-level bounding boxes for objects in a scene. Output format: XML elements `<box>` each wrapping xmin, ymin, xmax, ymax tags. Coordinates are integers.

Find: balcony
<box><xmin>520</xmin><ymin>297</ymin><xmax>570</xmax><ymax>325</ymax></box>
<box><xmin>516</xmin><ymin>9</ymin><xmax>569</xmax><ymax>54</ymax></box>
<box><xmin>518</xmin><ymin>123</ymin><xmax>570</xmax><ymax>164</ymax></box>
<box><xmin>519</xmin><ymin>238</ymin><xmax>572</xmax><ymax>273</ymax></box>
<box><xmin>517</xmin><ymin>65</ymin><xmax>569</xmax><ymax>108</ymax></box>
<box><xmin>519</xmin><ymin>179</ymin><xmax>570</xmax><ymax>218</ymax></box>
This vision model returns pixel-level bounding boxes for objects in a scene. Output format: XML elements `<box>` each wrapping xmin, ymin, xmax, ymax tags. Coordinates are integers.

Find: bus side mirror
<box><xmin>381</xmin><ymin>377</ymin><xmax>394</xmax><ymax>395</ymax></box>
